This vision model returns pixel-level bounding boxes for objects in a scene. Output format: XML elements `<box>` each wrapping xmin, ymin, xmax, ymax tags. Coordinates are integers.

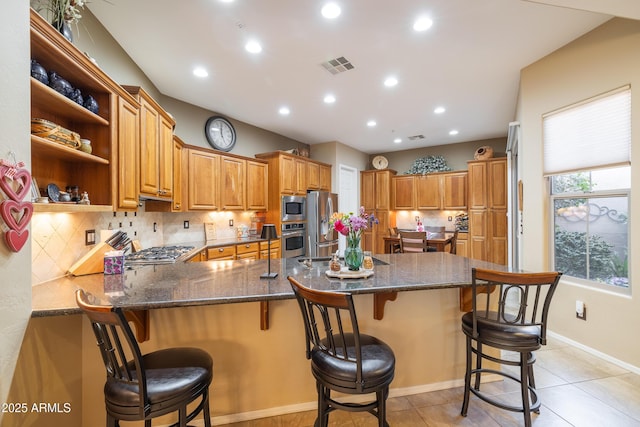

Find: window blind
<box><xmin>543</xmin><ymin>86</ymin><xmax>631</xmax><ymax>176</ymax></box>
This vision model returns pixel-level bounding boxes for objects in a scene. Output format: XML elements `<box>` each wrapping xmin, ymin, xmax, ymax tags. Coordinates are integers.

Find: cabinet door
<box><xmin>488</xmin><ymin>209</ymin><xmax>508</xmax><ymax>265</ymax></box>
<box><xmin>172</xmin><ymin>138</ymin><xmax>183</xmax><ymax>211</ymax></box>
<box><xmin>221</xmin><ymin>156</ymin><xmax>246</xmax><ymax>210</ymax></box>
<box><xmin>375</xmin><ymin>171</ymin><xmax>391</xmax><ymax>210</ymax></box>
<box><xmin>468</xmin><ymin>162</ymin><xmax>487</xmax><ymax>209</ymax></box>
<box><xmin>280</xmin><ymin>155</ymin><xmax>296</xmax><ymax>194</ymax></box>
<box><xmin>392</xmin><ymin>176</ymin><xmax>415</xmax><ymax>210</ymax></box>
<box><xmin>456</xmin><ymin>237</ymin><xmax>468</xmax><ymax>257</ymax></box>
<box><xmin>139</xmin><ymin>97</ymin><xmax>160</xmax><ymax>197</ymax></box>
<box><xmin>374</xmin><ymin>210</ymin><xmax>389</xmax><ymax>254</ymax></box>
<box><xmin>247</xmin><ymin>160</ymin><xmax>268</xmax><ymax>211</ymax></box>
<box><xmin>415</xmin><ymin>175</ymin><xmax>441</xmax><ymax>210</ymax></box>
<box><xmin>361</xmin><ymin>172</ymin><xmax>376</xmax><ymax>210</ymax></box>
<box><xmin>158</xmin><ymin>115</ymin><xmax>174</xmax><ymax>198</ymax></box>
<box><xmin>469</xmin><ymin>209</ymin><xmax>487</xmax><ymax>261</ymax></box>
<box><xmin>295</xmin><ymin>159</ymin><xmax>307</xmax><ymax>194</ymax></box>
<box><xmin>442</xmin><ymin>172</ymin><xmax>467</xmax><ymax>210</ymax></box>
<box><xmin>307</xmin><ymin>162</ymin><xmax>320</xmax><ymax>190</ymax></box>
<box><xmin>488</xmin><ymin>159</ymin><xmax>507</xmax><ymax>210</ymax></box>
<box><xmin>188</xmin><ymin>149</ymin><xmax>220</xmax><ymax>210</ymax></box>
<box><xmin>117</xmin><ymin>96</ymin><xmax>140</xmax><ymax>210</ymax></box>
<box><xmin>319</xmin><ymin>164</ymin><xmax>331</xmax><ymax>191</ymax></box>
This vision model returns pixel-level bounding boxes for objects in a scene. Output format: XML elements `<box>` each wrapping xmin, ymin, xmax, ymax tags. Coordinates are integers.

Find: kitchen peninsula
<box><xmin>28</xmin><ymin>253</ymin><xmax>510</xmax><ymax>426</ymax></box>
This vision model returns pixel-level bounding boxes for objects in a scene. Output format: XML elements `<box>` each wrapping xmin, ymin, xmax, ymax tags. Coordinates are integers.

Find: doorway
<box><xmin>337</xmin><ymin>164</ymin><xmax>359</xmax><ymax>254</ymax></box>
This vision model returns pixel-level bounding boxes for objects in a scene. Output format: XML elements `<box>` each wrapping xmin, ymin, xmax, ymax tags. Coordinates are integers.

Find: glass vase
<box><xmin>344</xmin><ymin>237</ymin><xmax>364</xmax><ymax>271</ymax></box>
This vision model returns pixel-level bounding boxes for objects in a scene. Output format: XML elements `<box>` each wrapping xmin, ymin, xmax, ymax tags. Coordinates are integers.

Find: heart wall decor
<box><xmin>0</xmin><ymin>156</ymin><xmax>34</xmax><ymax>253</ymax></box>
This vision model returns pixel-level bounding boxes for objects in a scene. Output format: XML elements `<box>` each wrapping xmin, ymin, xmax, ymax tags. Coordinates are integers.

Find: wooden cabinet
<box><xmin>456</xmin><ymin>232</ymin><xmax>468</xmax><ymax>257</ymax></box>
<box><xmin>124</xmin><ymin>86</ymin><xmax>175</xmax><ymax>201</ymax></box>
<box><xmin>360</xmin><ymin>170</ymin><xmax>396</xmax><ymax>254</ymax></box>
<box><xmin>236</xmin><ymin>242</ymin><xmax>260</xmax><ymax>260</ymax></box>
<box><xmin>260</xmin><ymin>240</ymin><xmax>281</xmax><ymax>258</ymax></box>
<box><xmin>319</xmin><ymin>164</ymin><xmax>331</xmax><ymax>191</ymax></box>
<box><xmin>187</xmin><ymin>148</ymin><xmax>220</xmax><ymax>210</ymax></box>
<box><xmin>467</xmin><ymin>158</ymin><xmax>507</xmax><ymax>264</ymax></box>
<box><xmin>246</xmin><ymin>160</ymin><xmax>268</xmax><ymax>211</ymax></box>
<box><xmin>171</xmin><ymin>136</ymin><xmax>185</xmax><ymax>212</ymax></box>
<box><xmin>221</xmin><ymin>156</ymin><xmax>246</xmax><ymax>210</ymax></box>
<box><xmin>116</xmin><ymin>96</ymin><xmax>140</xmax><ymax>210</ymax></box>
<box><xmin>30</xmin><ymin>9</ymin><xmax>139</xmax><ymax>212</ymax></box>
<box><xmin>392</xmin><ymin>171</ymin><xmax>468</xmax><ymax>210</ymax></box>
<box><xmin>255</xmin><ymin>151</ymin><xmax>332</xmax><ymax>229</ymax></box>
<box><xmin>207</xmin><ymin>246</ymin><xmax>236</xmax><ymax>260</ymax></box>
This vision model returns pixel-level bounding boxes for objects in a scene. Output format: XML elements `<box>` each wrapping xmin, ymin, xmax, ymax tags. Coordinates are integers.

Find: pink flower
<box><xmin>332</xmin><ymin>219</ymin><xmax>349</xmax><ymax>236</ymax></box>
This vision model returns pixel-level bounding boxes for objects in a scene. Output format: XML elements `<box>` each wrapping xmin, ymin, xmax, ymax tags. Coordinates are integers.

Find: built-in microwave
<box><xmin>281</xmin><ymin>195</ymin><xmax>306</xmax><ymax>222</ymax></box>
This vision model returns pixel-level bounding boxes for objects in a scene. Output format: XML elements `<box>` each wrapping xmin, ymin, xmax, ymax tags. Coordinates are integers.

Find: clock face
<box><xmin>205</xmin><ymin>116</ymin><xmax>236</xmax><ymax>152</ymax></box>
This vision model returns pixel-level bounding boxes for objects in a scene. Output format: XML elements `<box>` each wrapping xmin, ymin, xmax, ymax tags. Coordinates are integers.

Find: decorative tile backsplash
<box><xmin>31</xmin><ymin>203</ymin><xmax>258</xmax><ymax>284</ymax></box>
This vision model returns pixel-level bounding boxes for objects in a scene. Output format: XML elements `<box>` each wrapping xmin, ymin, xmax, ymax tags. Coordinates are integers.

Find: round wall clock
<box><xmin>205</xmin><ymin>116</ymin><xmax>236</xmax><ymax>152</ymax></box>
<box><xmin>372</xmin><ymin>155</ymin><xmax>389</xmax><ymax>170</ymax></box>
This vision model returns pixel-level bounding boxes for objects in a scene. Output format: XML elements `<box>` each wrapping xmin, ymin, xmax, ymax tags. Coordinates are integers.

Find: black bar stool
<box><xmin>76</xmin><ymin>289</ymin><xmax>213</xmax><ymax>427</ymax></box>
<box><xmin>460</xmin><ymin>268</ymin><xmax>562</xmax><ymax>427</ymax></box>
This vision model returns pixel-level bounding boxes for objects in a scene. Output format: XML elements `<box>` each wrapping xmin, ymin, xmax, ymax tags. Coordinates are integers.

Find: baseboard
<box><xmin>163</xmin><ymin>374</ymin><xmax>503</xmax><ymax>427</ymax></box>
<box><xmin>548</xmin><ymin>330</ymin><xmax>640</xmax><ymax>375</ymax></box>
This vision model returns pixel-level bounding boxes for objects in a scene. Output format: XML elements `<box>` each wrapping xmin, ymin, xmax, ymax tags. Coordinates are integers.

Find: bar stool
<box><xmin>76</xmin><ymin>289</ymin><xmax>213</xmax><ymax>427</ymax></box>
<box><xmin>460</xmin><ymin>268</ymin><xmax>561</xmax><ymax>427</ymax></box>
<box><xmin>288</xmin><ymin>276</ymin><xmax>396</xmax><ymax>427</ymax></box>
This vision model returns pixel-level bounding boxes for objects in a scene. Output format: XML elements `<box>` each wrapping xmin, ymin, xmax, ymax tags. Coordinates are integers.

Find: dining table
<box><xmin>383</xmin><ymin>231</ymin><xmax>455</xmax><ymax>253</ymax></box>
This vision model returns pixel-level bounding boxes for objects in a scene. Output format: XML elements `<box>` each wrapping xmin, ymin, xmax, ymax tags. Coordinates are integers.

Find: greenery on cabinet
<box><xmin>404</xmin><ymin>155</ymin><xmax>452</xmax><ymax>175</ymax></box>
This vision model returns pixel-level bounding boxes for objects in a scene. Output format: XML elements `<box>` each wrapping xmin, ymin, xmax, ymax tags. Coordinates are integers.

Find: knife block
<box><xmin>68</xmin><ymin>241</ymin><xmax>117</xmax><ymax>276</ymax></box>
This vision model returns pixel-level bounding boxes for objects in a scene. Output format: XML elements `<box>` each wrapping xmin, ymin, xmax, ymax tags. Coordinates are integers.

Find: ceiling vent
<box><xmin>320</xmin><ymin>56</ymin><xmax>355</xmax><ymax>75</ymax></box>
<box><xmin>408</xmin><ymin>134</ymin><xmax>425</xmax><ymax>141</ymax></box>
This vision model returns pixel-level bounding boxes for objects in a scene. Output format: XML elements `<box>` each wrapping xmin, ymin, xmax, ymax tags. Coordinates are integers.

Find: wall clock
<box><xmin>372</xmin><ymin>155</ymin><xmax>388</xmax><ymax>170</ymax></box>
<box><xmin>205</xmin><ymin>116</ymin><xmax>236</xmax><ymax>152</ymax></box>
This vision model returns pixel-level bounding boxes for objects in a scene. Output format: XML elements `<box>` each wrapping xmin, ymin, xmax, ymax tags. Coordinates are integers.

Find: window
<box><xmin>550</xmin><ymin>168</ymin><xmax>629</xmax><ymax>290</ymax></box>
<box><xmin>544</xmin><ymin>87</ymin><xmax>631</xmax><ymax>292</ymax></box>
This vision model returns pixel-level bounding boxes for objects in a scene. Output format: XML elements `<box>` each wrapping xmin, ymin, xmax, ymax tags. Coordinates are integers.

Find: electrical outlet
<box><xmin>85</xmin><ymin>229</ymin><xmax>96</xmax><ymax>246</ymax></box>
<box><xmin>229</xmin><ymin>219</ymin><xmax>234</xmax><ymax>227</ymax></box>
<box><xmin>448</xmin><ymin>216</ymin><xmax>453</xmax><ymax>221</ymax></box>
<box><xmin>184</xmin><ymin>220</ymin><xmax>190</xmax><ymax>229</ymax></box>
<box><xmin>576</xmin><ymin>300</ymin><xmax>587</xmax><ymax>320</ymax></box>
<box><xmin>153</xmin><ymin>222</ymin><xmax>158</xmax><ymax>232</ymax></box>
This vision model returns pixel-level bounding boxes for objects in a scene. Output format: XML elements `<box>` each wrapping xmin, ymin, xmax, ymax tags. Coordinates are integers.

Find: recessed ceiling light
<box><xmin>367</xmin><ymin>120</ymin><xmax>377</xmax><ymax>127</ymax></box>
<box><xmin>321</xmin><ymin>2</ymin><xmax>341</xmax><ymax>19</ymax></box>
<box><xmin>394</xmin><ymin>138</ymin><xmax>402</xmax><ymax>144</ymax></box>
<box><xmin>219</xmin><ymin>0</ymin><xmax>235</xmax><ymax>3</ymax></box>
<box><xmin>413</xmin><ymin>16</ymin><xmax>433</xmax><ymax>32</ymax></box>
<box><xmin>245</xmin><ymin>40</ymin><xmax>262</xmax><ymax>54</ymax></box>
<box><xmin>434</xmin><ymin>106</ymin><xmax>446</xmax><ymax>114</ymax></box>
<box><xmin>279</xmin><ymin>106</ymin><xmax>290</xmax><ymax>115</ymax></box>
<box><xmin>324</xmin><ymin>94</ymin><xmax>336</xmax><ymax>104</ymax></box>
<box><xmin>384</xmin><ymin>76</ymin><xmax>398</xmax><ymax>87</ymax></box>
<box><xmin>193</xmin><ymin>67</ymin><xmax>208</xmax><ymax>78</ymax></box>
<box><xmin>449</xmin><ymin>130</ymin><xmax>459</xmax><ymax>136</ymax></box>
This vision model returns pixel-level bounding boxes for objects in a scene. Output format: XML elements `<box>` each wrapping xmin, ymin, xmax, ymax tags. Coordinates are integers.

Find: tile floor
<box><xmin>218</xmin><ymin>337</ymin><xmax>640</xmax><ymax>426</ymax></box>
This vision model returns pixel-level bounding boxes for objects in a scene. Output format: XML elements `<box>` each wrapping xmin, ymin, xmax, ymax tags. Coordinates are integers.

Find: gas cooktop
<box><xmin>125</xmin><ymin>245</ymin><xmax>195</xmax><ymax>265</ymax></box>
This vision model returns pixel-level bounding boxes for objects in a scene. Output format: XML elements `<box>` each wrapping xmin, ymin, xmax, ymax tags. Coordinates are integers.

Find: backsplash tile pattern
<box><xmin>31</xmin><ymin>203</ymin><xmax>258</xmax><ymax>285</ymax></box>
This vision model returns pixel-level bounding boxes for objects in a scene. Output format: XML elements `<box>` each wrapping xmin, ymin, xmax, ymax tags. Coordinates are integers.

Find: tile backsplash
<box><xmin>31</xmin><ymin>202</ymin><xmax>259</xmax><ymax>284</ymax></box>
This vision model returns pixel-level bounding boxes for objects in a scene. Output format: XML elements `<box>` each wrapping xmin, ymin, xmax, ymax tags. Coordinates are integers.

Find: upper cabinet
<box><xmin>123</xmin><ymin>86</ymin><xmax>176</xmax><ymax>201</ymax></box>
<box><xmin>391</xmin><ymin>171</ymin><xmax>468</xmax><ymax>210</ymax></box>
<box><xmin>187</xmin><ymin>148</ymin><xmax>220</xmax><ymax>211</ymax></box>
<box><xmin>30</xmin><ymin>8</ymin><xmax>140</xmax><ymax>212</ymax></box>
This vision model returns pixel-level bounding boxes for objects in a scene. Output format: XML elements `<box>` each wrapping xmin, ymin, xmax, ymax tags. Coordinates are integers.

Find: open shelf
<box><xmin>33</xmin><ymin>203</ymin><xmax>113</xmax><ymax>213</ymax></box>
<box><xmin>31</xmin><ymin>135</ymin><xmax>110</xmax><ymax>164</ymax></box>
<box><xmin>31</xmin><ymin>78</ymin><xmax>109</xmax><ymax>126</ymax></box>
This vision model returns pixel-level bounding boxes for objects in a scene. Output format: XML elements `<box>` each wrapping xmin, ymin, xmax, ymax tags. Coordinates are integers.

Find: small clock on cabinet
<box><xmin>372</xmin><ymin>155</ymin><xmax>388</xmax><ymax>170</ymax></box>
<box><xmin>205</xmin><ymin>116</ymin><xmax>236</xmax><ymax>152</ymax></box>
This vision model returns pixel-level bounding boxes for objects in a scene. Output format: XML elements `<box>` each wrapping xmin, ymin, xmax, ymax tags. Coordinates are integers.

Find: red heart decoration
<box><xmin>5</xmin><ymin>229</ymin><xmax>29</xmax><ymax>252</ymax></box>
<box><xmin>0</xmin><ymin>166</ymin><xmax>32</xmax><ymax>202</ymax></box>
<box><xmin>0</xmin><ymin>200</ymin><xmax>33</xmax><ymax>232</ymax></box>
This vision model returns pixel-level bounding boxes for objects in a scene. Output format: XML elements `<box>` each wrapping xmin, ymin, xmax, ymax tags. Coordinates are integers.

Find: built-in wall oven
<box><xmin>281</xmin><ymin>222</ymin><xmax>306</xmax><ymax>258</ymax></box>
<box><xmin>281</xmin><ymin>195</ymin><xmax>306</xmax><ymax>222</ymax></box>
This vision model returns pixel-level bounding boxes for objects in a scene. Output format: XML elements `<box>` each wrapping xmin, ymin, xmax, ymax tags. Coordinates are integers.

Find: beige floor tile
<box><xmin>416</xmin><ymin>401</ymin><xmax>502</xmax><ymax>426</ymax></box>
<box><xmin>536</xmin><ymin>346</ymin><xmax>628</xmax><ymax>383</ymax></box>
<box><xmin>575</xmin><ymin>373</ymin><xmax>640</xmax><ymax>422</ymax></box>
<box><xmin>406</xmin><ymin>386</ymin><xmax>464</xmax><ymax>408</ymax></box>
<box><xmin>538</xmin><ymin>383</ymin><xmax>640</xmax><ymax>426</ymax></box>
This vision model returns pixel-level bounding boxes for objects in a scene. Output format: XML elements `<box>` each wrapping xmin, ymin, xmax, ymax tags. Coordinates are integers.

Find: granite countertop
<box><xmin>32</xmin><ymin>253</ymin><xmax>511</xmax><ymax>317</ymax></box>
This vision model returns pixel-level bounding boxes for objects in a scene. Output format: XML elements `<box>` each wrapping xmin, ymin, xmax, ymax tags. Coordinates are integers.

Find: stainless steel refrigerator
<box><xmin>306</xmin><ymin>191</ymin><xmax>338</xmax><ymax>258</ymax></box>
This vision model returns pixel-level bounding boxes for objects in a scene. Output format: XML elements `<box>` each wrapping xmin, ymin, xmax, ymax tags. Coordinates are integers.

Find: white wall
<box><xmin>518</xmin><ymin>17</ymin><xmax>640</xmax><ymax>368</ymax></box>
<box><xmin>0</xmin><ymin>0</ymin><xmax>32</xmax><ymax>415</ymax></box>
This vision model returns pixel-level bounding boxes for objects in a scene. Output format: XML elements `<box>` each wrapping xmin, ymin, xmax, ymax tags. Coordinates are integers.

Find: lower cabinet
<box><xmin>456</xmin><ymin>232</ymin><xmax>468</xmax><ymax>257</ymax></box>
<box><xmin>236</xmin><ymin>242</ymin><xmax>260</xmax><ymax>260</ymax></box>
<box><xmin>188</xmin><ymin>240</ymin><xmax>282</xmax><ymax>262</ymax></box>
<box><xmin>207</xmin><ymin>246</ymin><xmax>236</xmax><ymax>261</ymax></box>
<box><xmin>260</xmin><ymin>240</ymin><xmax>281</xmax><ymax>258</ymax></box>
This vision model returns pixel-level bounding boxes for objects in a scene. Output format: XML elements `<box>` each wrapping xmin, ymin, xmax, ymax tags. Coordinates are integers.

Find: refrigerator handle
<box><xmin>324</xmin><ymin>197</ymin><xmax>334</xmax><ymax>239</ymax></box>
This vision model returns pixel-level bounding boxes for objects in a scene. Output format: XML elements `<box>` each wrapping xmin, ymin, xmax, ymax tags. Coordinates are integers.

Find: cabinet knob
<box><xmin>218</xmin><ymin>248</ymin><xmax>224</xmax><ymax>252</ymax></box>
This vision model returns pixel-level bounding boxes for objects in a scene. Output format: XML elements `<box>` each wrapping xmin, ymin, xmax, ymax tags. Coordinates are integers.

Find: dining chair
<box><xmin>449</xmin><ymin>230</ymin><xmax>459</xmax><ymax>254</ymax></box>
<box><xmin>75</xmin><ymin>289</ymin><xmax>213</xmax><ymax>427</ymax></box>
<box><xmin>399</xmin><ymin>231</ymin><xmax>435</xmax><ymax>252</ymax></box>
<box><xmin>460</xmin><ymin>268</ymin><xmax>562</xmax><ymax>427</ymax></box>
<box><xmin>288</xmin><ymin>276</ymin><xmax>396</xmax><ymax>427</ymax></box>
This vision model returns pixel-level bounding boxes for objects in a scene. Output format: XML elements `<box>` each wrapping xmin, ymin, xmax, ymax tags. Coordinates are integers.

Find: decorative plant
<box><xmin>31</xmin><ymin>0</ymin><xmax>87</xmax><ymax>25</ymax></box>
<box><xmin>404</xmin><ymin>155</ymin><xmax>452</xmax><ymax>175</ymax></box>
<box><xmin>329</xmin><ymin>207</ymin><xmax>378</xmax><ymax>245</ymax></box>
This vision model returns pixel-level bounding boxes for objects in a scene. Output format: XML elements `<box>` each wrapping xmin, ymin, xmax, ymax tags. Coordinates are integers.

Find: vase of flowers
<box><xmin>32</xmin><ymin>0</ymin><xmax>87</xmax><ymax>42</ymax></box>
<box><xmin>329</xmin><ymin>207</ymin><xmax>378</xmax><ymax>271</ymax></box>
